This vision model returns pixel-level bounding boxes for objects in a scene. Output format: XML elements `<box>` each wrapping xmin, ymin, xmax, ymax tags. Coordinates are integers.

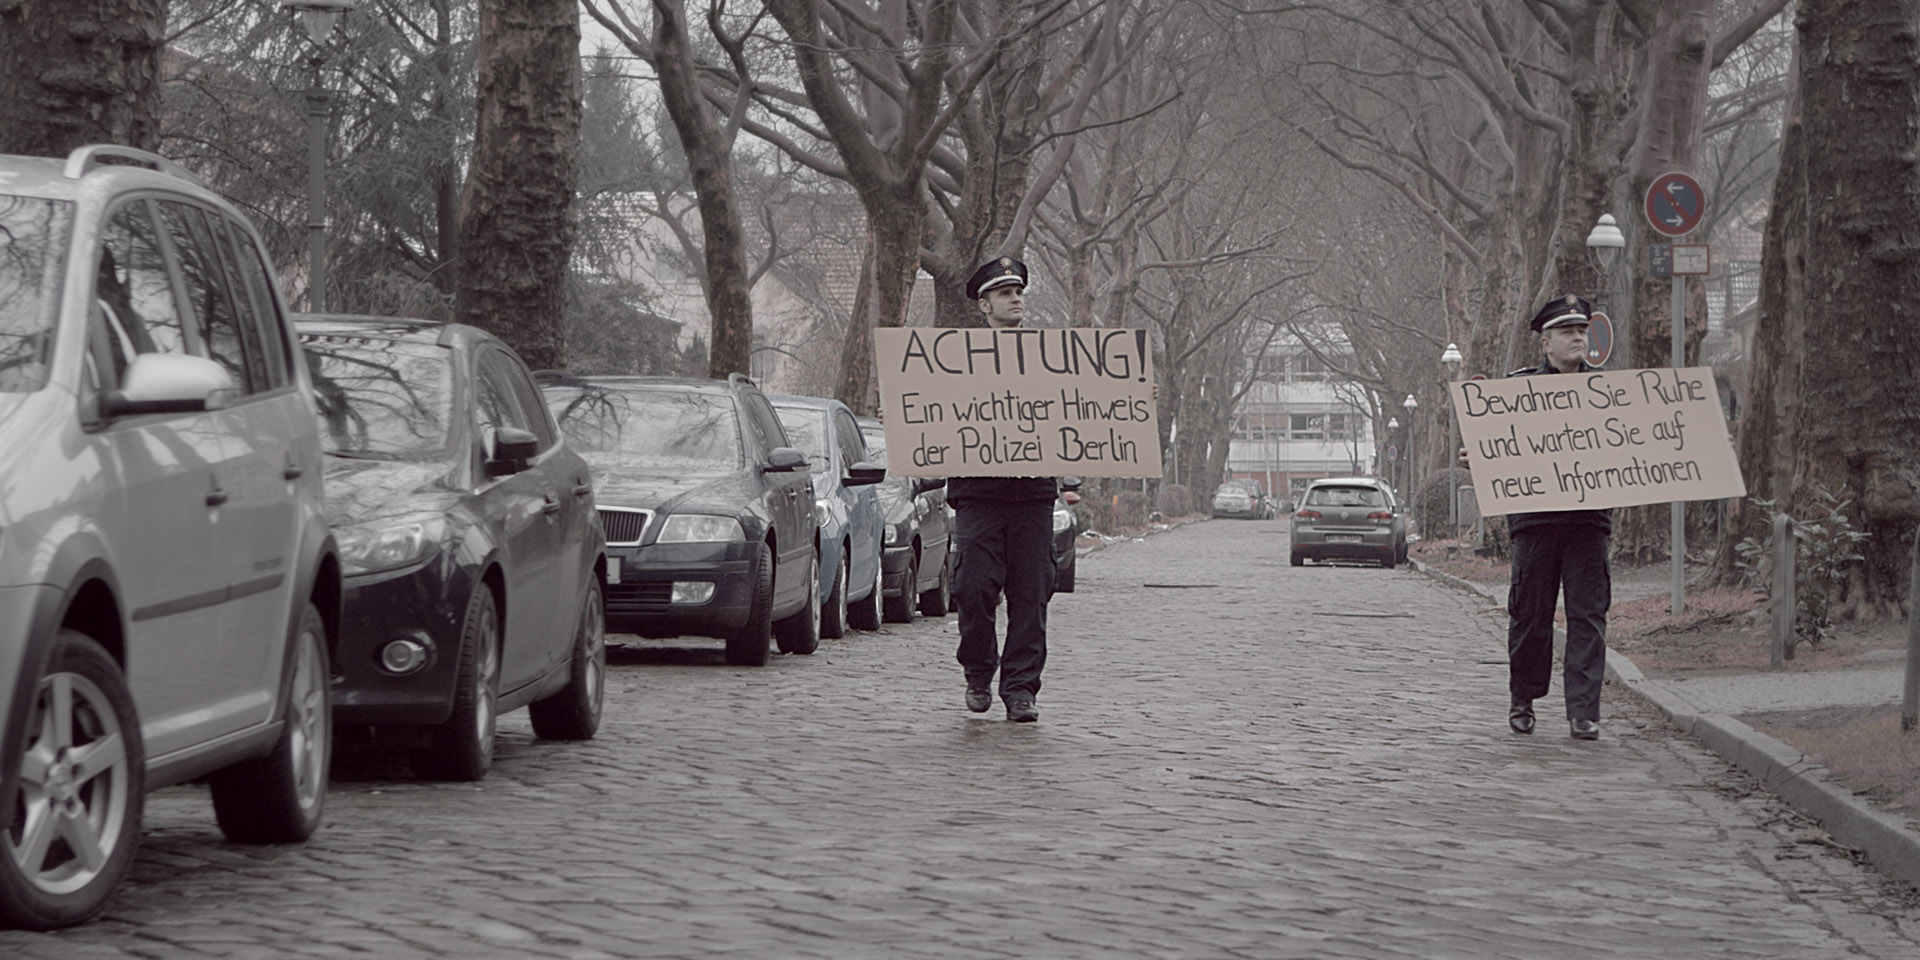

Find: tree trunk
<box><xmin>1613</xmin><ymin>0</ymin><xmax>1716</xmax><ymax>565</ymax></box>
<box><xmin>650</xmin><ymin>0</ymin><xmax>754</xmax><ymax>380</ymax></box>
<box><xmin>1723</xmin><ymin>31</ymin><xmax>1807</xmax><ymax>588</ymax></box>
<box><xmin>454</xmin><ymin>0</ymin><xmax>581</xmax><ymax>371</ymax></box>
<box><xmin>839</xmin><ymin>191</ymin><xmax>921</xmax><ymax>415</ymax></box>
<box><xmin>0</xmin><ymin>0</ymin><xmax>167</xmax><ymax>155</ymax></box>
<box><xmin>1783</xmin><ymin>0</ymin><xmax>1920</xmax><ymax>618</ymax></box>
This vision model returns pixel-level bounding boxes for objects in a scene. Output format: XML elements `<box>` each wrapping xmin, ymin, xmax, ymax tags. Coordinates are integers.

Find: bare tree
<box><xmin>454</xmin><ymin>0</ymin><xmax>581</xmax><ymax>369</ymax></box>
<box><xmin>0</xmin><ymin>0</ymin><xmax>169</xmax><ymax>154</ymax></box>
<box><xmin>1745</xmin><ymin>0</ymin><xmax>1920</xmax><ymax>619</ymax></box>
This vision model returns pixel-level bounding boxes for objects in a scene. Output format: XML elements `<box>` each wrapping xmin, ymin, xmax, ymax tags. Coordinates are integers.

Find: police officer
<box><xmin>950</xmin><ymin>256</ymin><xmax>1059</xmax><ymax>722</ymax></box>
<box><xmin>1505</xmin><ymin>295</ymin><xmax>1612</xmax><ymax>740</ymax></box>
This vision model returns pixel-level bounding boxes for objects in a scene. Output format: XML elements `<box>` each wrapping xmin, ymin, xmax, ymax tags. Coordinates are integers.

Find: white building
<box><xmin>1225</xmin><ymin>336</ymin><xmax>1377</xmax><ymax>504</ymax></box>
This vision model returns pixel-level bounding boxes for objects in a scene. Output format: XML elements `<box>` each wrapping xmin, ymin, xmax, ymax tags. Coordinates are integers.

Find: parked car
<box><xmin>296</xmin><ymin>316</ymin><xmax>608</xmax><ymax>782</ymax></box>
<box><xmin>769</xmin><ymin>395</ymin><xmax>887</xmax><ymax>637</ymax></box>
<box><xmin>540</xmin><ymin>374</ymin><xmax>820</xmax><ymax>665</ymax></box>
<box><xmin>0</xmin><ymin>145</ymin><xmax>340</xmax><ymax>929</ymax></box>
<box><xmin>1290</xmin><ymin>477</ymin><xmax>1408</xmax><ymax>568</ymax></box>
<box><xmin>857</xmin><ymin>417</ymin><xmax>952</xmax><ymax>623</ymax></box>
<box><xmin>1053</xmin><ymin>479</ymin><xmax>1085</xmax><ymax>592</ymax></box>
<box><xmin>1211</xmin><ymin>481</ymin><xmax>1266</xmax><ymax>519</ymax></box>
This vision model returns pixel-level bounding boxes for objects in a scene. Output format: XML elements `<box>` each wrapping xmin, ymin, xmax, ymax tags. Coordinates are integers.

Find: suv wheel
<box><xmin>0</xmin><ymin>630</ymin><xmax>145</xmax><ymax>931</ymax></box>
<box><xmin>919</xmin><ymin>557</ymin><xmax>950</xmax><ymax>618</ymax></box>
<box><xmin>772</xmin><ymin>546</ymin><xmax>819</xmax><ymax>657</ymax></box>
<box><xmin>819</xmin><ymin>549</ymin><xmax>848</xmax><ymax>639</ymax></box>
<box><xmin>211</xmin><ymin>602</ymin><xmax>331</xmax><ymax>842</ymax></box>
<box><xmin>849</xmin><ymin>560</ymin><xmax>882</xmax><ymax>630</ymax></box>
<box><xmin>728</xmin><ymin>542</ymin><xmax>776</xmax><ymax>664</ymax></box>
<box><xmin>529</xmin><ymin>580</ymin><xmax>606</xmax><ymax>741</ymax></box>
<box><xmin>884</xmin><ymin>554</ymin><xmax>917</xmax><ymax>624</ymax></box>
<box><xmin>411</xmin><ymin>588</ymin><xmax>499</xmax><ymax>781</ymax></box>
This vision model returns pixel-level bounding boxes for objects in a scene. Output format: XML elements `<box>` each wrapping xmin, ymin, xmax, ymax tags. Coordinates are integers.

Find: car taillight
<box><xmin>1296</xmin><ymin>509</ymin><xmax>1320</xmax><ymax>519</ymax></box>
<box><xmin>1368</xmin><ymin>511</ymin><xmax>1394</xmax><ymax>520</ymax></box>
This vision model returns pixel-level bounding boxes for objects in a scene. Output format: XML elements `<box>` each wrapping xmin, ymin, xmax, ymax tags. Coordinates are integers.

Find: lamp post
<box><xmin>1387</xmin><ymin>416</ymin><xmax>1400</xmax><ymax>491</ymax></box>
<box><xmin>1439</xmin><ymin>343</ymin><xmax>1463</xmax><ymax>537</ymax></box>
<box><xmin>284</xmin><ymin>1</ymin><xmax>354</xmax><ymax>312</ymax></box>
<box><xmin>1402</xmin><ymin>393</ymin><xmax>1418</xmax><ymax>530</ymax></box>
<box><xmin>1585</xmin><ymin>214</ymin><xmax>1625</xmax><ymax>318</ymax></box>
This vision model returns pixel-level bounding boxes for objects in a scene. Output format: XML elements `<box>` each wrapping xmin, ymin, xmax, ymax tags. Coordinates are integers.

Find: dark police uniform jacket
<box><xmin>1503</xmin><ymin>359</ymin><xmax>1612</xmax><ymax>537</ymax></box>
<box><xmin>946</xmin><ymin>476</ymin><xmax>1059</xmax><ymax>507</ymax></box>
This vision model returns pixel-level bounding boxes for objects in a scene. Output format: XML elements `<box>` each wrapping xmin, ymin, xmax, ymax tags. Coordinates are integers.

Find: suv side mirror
<box><xmin>485</xmin><ymin>426</ymin><xmax>540</xmax><ymax>477</ymax></box>
<box><xmin>845</xmin><ymin>460</ymin><xmax>886</xmax><ymax>487</ymax></box>
<box><xmin>765</xmin><ymin>446</ymin><xmax>808</xmax><ymax>472</ymax></box>
<box><xmin>103</xmin><ymin>353</ymin><xmax>233</xmax><ymax>417</ymax></box>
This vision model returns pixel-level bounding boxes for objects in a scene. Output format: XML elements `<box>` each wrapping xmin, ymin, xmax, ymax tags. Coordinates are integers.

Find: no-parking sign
<box><xmin>1586</xmin><ymin>310</ymin><xmax>1614</xmax><ymax>366</ymax></box>
<box><xmin>1645</xmin><ymin>172</ymin><xmax>1705</xmax><ymax>237</ymax></box>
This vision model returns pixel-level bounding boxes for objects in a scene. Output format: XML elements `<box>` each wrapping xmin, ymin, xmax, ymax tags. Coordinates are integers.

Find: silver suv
<box><xmin>0</xmin><ymin>146</ymin><xmax>339</xmax><ymax>929</ymax></box>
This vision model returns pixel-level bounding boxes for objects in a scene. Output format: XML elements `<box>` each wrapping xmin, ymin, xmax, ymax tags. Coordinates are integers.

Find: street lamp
<box><xmin>1387</xmin><ymin>416</ymin><xmax>1400</xmax><ymax>491</ymax></box>
<box><xmin>1586</xmin><ymin>214</ymin><xmax>1626</xmax><ymax>361</ymax></box>
<box><xmin>284</xmin><ymin>0</ymin><xmax>355</xmax><ymax>312</ymax></box>
<box><xmin>1402</xmin><ymin>393</ymin><xmax>1418</xmax><ymax>528</ymax></box>
<box><xmin>1440</xmin><ymin>343</ymin><xmax>1463</xmax><ymax>537</ymax></box>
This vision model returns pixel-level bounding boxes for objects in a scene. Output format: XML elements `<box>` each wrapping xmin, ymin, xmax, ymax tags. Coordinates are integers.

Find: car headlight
<box><xmin>1053</xmin><ymin>507</ymin><xmax>1074</xmax><ymax>534</ymax></box>
<box><xmin>657</xmin><ymin>514</ymin><xmax>745</xmax><ymax>543</ymax></box>
<box><xmin>884</xmin><ymin>522</ymin><xmax>904</xmax><ymax>546</ymax></box>
<box><xmin>337</xmin><ymin>516</ymin><xmax>446</xmax><ymax>575</ymax></box>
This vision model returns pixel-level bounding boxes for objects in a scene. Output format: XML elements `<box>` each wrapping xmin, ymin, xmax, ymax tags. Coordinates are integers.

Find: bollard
<box><xmin>1771</xmin><ymin>512</ymin><xmax>1792</xmax><ymax>666</ymax></box>
<box><xmin>1903</xmin><ymin>533</ymin><xmax>1920</xmax><ymax>732</ymax></box>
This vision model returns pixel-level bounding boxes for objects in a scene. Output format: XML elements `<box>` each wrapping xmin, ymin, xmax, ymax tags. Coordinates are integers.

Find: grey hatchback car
<box><xmin>1289</xmin><ymin>477</ymin><xmax>1407</xmax><ymax>568</ymax></box>
<box><xmin>0</xmin><ymin>147</ymin><xmax>339</xmax><ymax>929</ymax></box>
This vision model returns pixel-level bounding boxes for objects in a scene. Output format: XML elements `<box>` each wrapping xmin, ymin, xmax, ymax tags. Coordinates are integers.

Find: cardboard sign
<box><xmin>1448</xmin><ymin>367</ymin><xmax>1744</xmax><ymax>516</ymax></box>
<box><xmin>872</xmin><ymin>327</ymin><xmax>1163</xmax><ymax>478</ymax></box>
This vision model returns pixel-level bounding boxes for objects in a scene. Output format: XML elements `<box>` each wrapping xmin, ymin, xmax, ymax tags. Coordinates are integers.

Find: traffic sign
<box><xmin>1385</xmin><ymin>444</ymin><xmax>1398</xmax><ymax>463</ymax></box>
<box><xmin>1672</xmin><ymin>243</ymin><xmax>1711</xmax><ymax>275</ymax></box>
<box><xmin>1648</xmin><ymin>244</ymin><xmax>1672</xmax><ymax>277</ymax></box>
<box><xmin>1645</xmin><ymin>171</ymin><xmax>1705</xmax><ymax>237</ymax></box>
<box><xmin>1586</xmin><ymin>310</ymin><xmax>1614</xmax><ymax>367</ymax></box>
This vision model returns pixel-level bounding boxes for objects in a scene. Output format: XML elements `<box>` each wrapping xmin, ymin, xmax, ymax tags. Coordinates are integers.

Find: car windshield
<box><xmin>1307</xmin><ymin>486</ymin><xmax>1384</xmax><ymax>508</ymax></box>
<box><xmin>302</xmin><ymin>334</ymin><xmax>454</xmax><ymax>458</ymax></box>
<box><xmin>1214</xmin><ymin>485</ymin><xmax>1249</xmax><ymax>498</ymax></box>
<box><xmin>772</xmin><ymin>405</ymin><xmax>830</xmax><ymax>474</ymax></box>
<box><xmin>0</xmin><ymin>195</ymin><xmax>72</xmax><ymax>392</ymax></box>
<box><xmin>548</xmin><ymin>384</ymin><xmax>742</xmax><ymax>471</ymax></box>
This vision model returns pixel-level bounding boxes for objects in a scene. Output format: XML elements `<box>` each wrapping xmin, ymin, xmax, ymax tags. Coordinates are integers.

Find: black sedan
<box><xmin>297</xmin><ymin>316</ymin><xmax>608</xmax><ymax>782</ymax></box>
<box><xmin>857</xmin><ymin>416</ymin><xmax>951</xmax><ymax>623</ymax></box>
<box><xmin>541</xmin><ymin>374</ymin><xmax>821</xmax><ymax>665</ymax></box>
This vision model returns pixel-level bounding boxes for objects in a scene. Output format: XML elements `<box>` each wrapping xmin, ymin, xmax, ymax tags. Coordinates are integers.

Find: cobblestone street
<box><xmin>7</xmin><ymin>519</ymin><xmax>1920</xmax><ymax>959</ymax></box>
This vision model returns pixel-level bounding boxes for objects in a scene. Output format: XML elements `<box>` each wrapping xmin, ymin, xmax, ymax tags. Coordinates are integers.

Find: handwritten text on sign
<box><xmin>872</xmin><ymin>327</ymin><xmax>1163</xmax><ymax>478</ymax></box>
<box><xmin>1449</xmin><ymin>367</ymin><xmax>1744</xmax><ymax>516</ymax></box>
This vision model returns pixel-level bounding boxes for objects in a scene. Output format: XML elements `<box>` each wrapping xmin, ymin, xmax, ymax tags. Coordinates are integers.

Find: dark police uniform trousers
<box><xmin>1505</xmin><ymin>359</ymin><xmax>1613</xmax><ymax>722</ymax></box>
<box><xmin>948</xmin><ymin>477</ymin><xmax>1058</xmax><ymax>698</ymax></box>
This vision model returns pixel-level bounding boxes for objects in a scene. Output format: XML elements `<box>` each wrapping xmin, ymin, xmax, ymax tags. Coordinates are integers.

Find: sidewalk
<box><xmin>1411</xmin><ymin>555</ymin><xmax>1920</xmax><ymax>891</ymax></box>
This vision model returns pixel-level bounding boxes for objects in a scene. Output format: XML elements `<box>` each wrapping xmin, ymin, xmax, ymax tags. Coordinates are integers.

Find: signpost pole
<box><xmin>1671</xmin><ymin>275</ymin><xmax>1686</xmax><ymax>615</ymax></box>
<box><xmin>1647</xmin><ymin>170</ymin><xmax>1705</xmax><ymax>617</ymax></box>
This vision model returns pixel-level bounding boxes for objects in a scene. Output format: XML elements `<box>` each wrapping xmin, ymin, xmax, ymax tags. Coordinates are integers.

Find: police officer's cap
<box><xmin>1529</xmin><ymin>294</ymin><xmax>1593</xmax><ymax>332</ymax></box>
<box><xmin>966</xmin><ymin>257</ymin><xmax>1028</xmax><ymax>300</ymax></box>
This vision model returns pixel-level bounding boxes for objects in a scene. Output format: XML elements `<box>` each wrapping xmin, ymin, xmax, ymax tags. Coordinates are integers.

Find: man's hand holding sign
<box><xmin>1450</xmin><ymin>365</ymin><xmax>1744</xmax><ymax>514</ymax></box>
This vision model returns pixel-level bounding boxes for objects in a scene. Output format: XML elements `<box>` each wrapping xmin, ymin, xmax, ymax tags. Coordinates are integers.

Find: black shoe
<box><xmin>1004</xmin><ymin>693</ymin><xmax>1038</xmax><ymax>723</ymax></box>
<box><xmin>1508</xmin><ymin>697</ymin><xmax>1535</xmax><ymax>735</ymax></box>
<box><xmin>965</xmin><ymin>685</ymin><xmax>992</xmax><ymax>713</ymax></box>
<box><xmin>1570</xmin><ymin>718</ymin><xmax>1599</xmax><ymax>740</ymax></box>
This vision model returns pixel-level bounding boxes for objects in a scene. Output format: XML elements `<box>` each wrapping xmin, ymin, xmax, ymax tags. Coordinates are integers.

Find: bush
<box><xmin>1115</xmin><ymin>491</ymin><xmax>1152</xmax><ymax>528</ymax></box>
<box><xmin>1157</xmin><ymin>483</ymin><xmax>1195</xmax><ymax>518</ymax></box>
<box><xmin>1733</xmin><ymin>486</ymin><xmax>1870</xmax><ymax>652</ymax></box>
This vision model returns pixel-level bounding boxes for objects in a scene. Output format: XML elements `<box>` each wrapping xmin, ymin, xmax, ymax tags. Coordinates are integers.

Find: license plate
<box><xmin>605</xmin><ymin>558</ymin><xmax>621</xmax><ymax>584</ymax></box>
<box><xmin>1327</xmin><ymin>534</ymin><xmax>1363</xmax><ymax>543</ymax></box>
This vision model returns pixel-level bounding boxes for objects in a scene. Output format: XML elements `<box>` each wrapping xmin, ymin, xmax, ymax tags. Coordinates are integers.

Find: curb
<box><xmin>1410</xmin><ymin>557</ymin><xmax>1920</xmax><ymax>890</ymax></box>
